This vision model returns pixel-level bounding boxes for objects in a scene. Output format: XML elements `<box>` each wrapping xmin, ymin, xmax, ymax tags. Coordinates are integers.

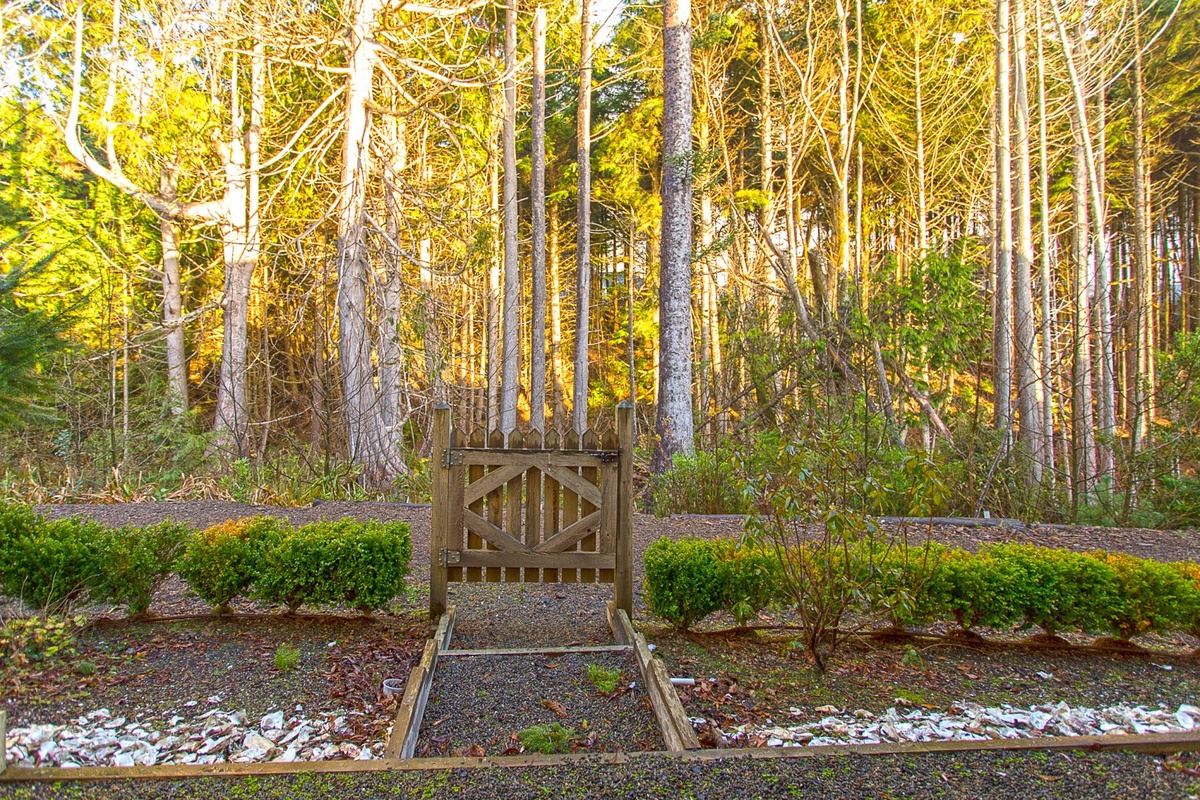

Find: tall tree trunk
<box><xmin>993</xmin><ymin>0</ymin><xmax>1014</xmax><ymax>439</ymax></box>
<box><xmin>1035</xmin><ymin>5</ymin><xmax>1055</xmax><ymax>481</ymax></box>
<box><xmin>1072</xmin><ymin>137</ymin><xmax>1097</xmax><ymax>498</ymax></box>
<box><xmin>379</xmin><ymin>104</ymin><xmax>406</xmax><ymax>431</ymax></box>
<box><xmin>417</xmin><ymin>126</ymin><xmax>444</xmax><ymax>405</ymax></box>
<box><xmin>158</xmin><ymin>165</ymin><xmax>188</xmax><ymax>415</ymax></box>
<box><xmin>1131</xmin><ymin>12</ymin><xmax>1154</xmax><ymax>451</ymax></box>
<box><xmin>1013</xmin><ymin>0</ymin><xmax>1045</xmax><ymax>481</ymax></box>
<box><xmin>573</xmin><ymin>0</ymin><xmax>593</xmax><ymax>433</ymax></box>
<box><xmin>530</xmin><ymin>6</ymin><xmax>548</xmax><ymax>432</ymax></box>
<box><xmin>913</xmin><ymin>3</ymin><xmax>928</xmax><ymax>257</ymax></box>
<box><xmin>549</xmin><ymin>205</ymin><xmax>567</xmax><ymax>427</ymax></box>
<box><xmin>1094</xmin><ymin>89</ymin><xmax>1115</xmax><ymax>484</ymax></box>
<box><xmin>487</xmin><ymin>127</ymin><xmax>501</xmax><ymax>431</ymax></box>
<box><xmin>334</xmin><ymin>0</ymin><xmax>406</xmax><ymax>484</ymax></box>
<box><xmin>214</xmin><ymin>55</ymin><xmax>255</xmax><ymax>456</ymax></box>
<box><xmin>500</xmin><ymin>0</ymin><xmax>520</xmax><ymax>435</ymax></box>
<box><xmin>653</xmin><ymin>0</ymin><xmax>695</xmax><ymax>471</ymax></box>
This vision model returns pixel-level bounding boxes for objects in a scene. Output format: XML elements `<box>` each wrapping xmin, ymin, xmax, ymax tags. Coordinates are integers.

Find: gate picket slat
<box><xmin>486</xmin><ymin>429</ymin><xmax>504</xmax><ymax>582</ymax></box>
<box><xmin>542</xmin><ymin>430</ymin><xmax>560</xmax><ymax>583</ymax></box>
<box><xmin>447</xmin><ymin>426</ymin><xmax>466</xmax><ymax>584</ymax></box>
<box><xmin>505</xmin><ymin>430</ymin><xmax>524</xmax><ymax>582</ymax></box>
<box><xmin>561</xmin><ymin>430</ymin><xmax>579</xmax><ymax>584</ymax></box>
<box><xmin>462</xmin><ymin>428</ymin><xmax>486</xmax><ymax>583</ymax></box>
<box><xmin>580</xmin><ymin>429</ymin><xmax>599</xmax><ymax>583</ymax></box>
<box><xmin>599</xmin><ymin>429</ymin><xmax>619</xmax><ymax>584</ymax></box>
<box><xmin>524</xmin><ymin>430</ymin><xmax>543</xmax><ymax>582</ymax></box>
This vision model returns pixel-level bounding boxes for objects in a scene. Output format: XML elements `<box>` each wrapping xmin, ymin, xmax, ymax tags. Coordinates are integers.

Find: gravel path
<box><xmin>0</xmin><ymin>749</ymin><xmax>1195</xmax><ymax>798</ymax></box>
<box><xmin>418</xmin><ymin>651</ymin><xmax>662</xmax><ymax>756</ymax></box>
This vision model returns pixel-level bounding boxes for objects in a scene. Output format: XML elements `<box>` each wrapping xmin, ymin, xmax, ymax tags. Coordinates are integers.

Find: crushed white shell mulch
<box><xmin>693</xmin><ymin>699</ymin><xmax>1200</xmax><ymax>748</ymax></box>
<box><xmin>5</xmin><ymin>704</ymin><xmax>386</xmax><ymax>768</ymax></box>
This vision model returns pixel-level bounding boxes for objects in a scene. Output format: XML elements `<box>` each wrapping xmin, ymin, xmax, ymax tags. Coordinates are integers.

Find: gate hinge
<box><xmin>443</xmin><ymin>549</ymin><xmax>462</xmax><ymax>566</ymax></box>
<box><xmin>443</xmin><ymin>449</ymin><xmax>464</xmax><ymax>467</ymax></box>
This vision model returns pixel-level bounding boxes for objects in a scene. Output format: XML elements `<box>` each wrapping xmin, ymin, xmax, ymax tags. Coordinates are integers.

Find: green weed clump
<box><xmin>274</xmin><ymin>643</ymin><xmax>301</xmax><ymax>673</ymax></box>
<box><xmin>0</xmin><ymin>614</ymin><xmax>85</xmax><ymax>668</ymax></box>
<box><xmin>586</xmin><ymin>664</ymin><xmax>621</xmax><ymax>695</ymax></box>
<box><xmin>517</xmin><ymin>723</ymin><xmax>575</xmax><ymax>754</ymax></box>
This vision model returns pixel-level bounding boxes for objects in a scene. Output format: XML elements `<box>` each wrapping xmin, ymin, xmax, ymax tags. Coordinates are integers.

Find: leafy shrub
<box><xmin>933</xmin><ymin>548</ymin><xmax>1021</xmax><ymax>632</ymax></box>
<box><xmin>518</xmin><ymin>723</ymin><xmax>574</xmax><ymax>754</ymax></box>
<box><xmin>644</xmin><ymin>537</ymin><xmax>778</xmax><ymax>629</ymax></box>
<box><xmin>863</xmin><ymin>537</ymin><xmax>947</xmax><ymax>629</ymax></box>
<box><xmin>0</xmin><ymin>614</ymin><xmax>85</xmax><ymax>668</ymax></box>
<box><xmin>256</xmin><ymin>519</ymin><xmax>412</xmax><ymax>612</ymax></box>
<box><xmin>0</xmin><ymin>516</ymin><xmax>107</xmax><ymax>611</ymax></box>
<box><xmin>649</xmin><ymin>450</ymin><xmax>748</xmax><ymax>515</ymax></box>
<box><xmin>643</xmin><ymin>537</ymin><xmax>728</xmax><ymax>629</ymax></box>
<box><xmin>1095</xmin><ymin>552</ymin><xmax>1193</xmax><ymax>640</ymax></box>
<box><xmin>92</xmin><ymin>520</ymin><xmax>194</xmax><ymax>615</ymax></box>
<box><xmin>723</xmin><ymin>544</ymin><xmax>779</xmax><ymax>624</ymax></box>
<box><xmin>1170</xmin><ymin>562</ymin><xmax>1200</xmax><ymax>638</ymax></box>
<box><xmin>985</xmin><ymin>545</ymin><xmax>1120</xmax><ymax>636</ymax></box>
<box><xmin>177</xmin><ymin>517</ymin><xmax>290</xmax><ymax>612</ymax></box>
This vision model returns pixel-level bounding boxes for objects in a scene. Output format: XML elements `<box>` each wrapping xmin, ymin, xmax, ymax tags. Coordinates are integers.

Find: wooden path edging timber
<box><xmin>5</xmin><ymin>728</ymin><xmax>1200</xmax><ymax>783</ymax></box>
<box><xmin>383</xmin><ymin>607</ymin><xmax>454</xmax><ymax>759</ymax></box>
<box><xmin>440</xmin><ymin>645</ymin><xmax>633</xmax><ymax>657</ymax></box>
<box><xmin>606</xmin><ymin>601</ymin><xmax>700</xmax><ymax>752</ymax></box>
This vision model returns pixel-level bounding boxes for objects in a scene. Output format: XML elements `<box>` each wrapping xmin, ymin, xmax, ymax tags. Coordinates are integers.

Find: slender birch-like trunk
<box><xmin>530</xmin><ymin>7</ymin><xmax>548</xmax><ymax>432</ymax></box>
<box><xmin>573</xmin><ymin>0</ymin><xmax>593</xmax><ymax>433</ymax></box>
<box><xmin>993</xmin><ymin>0</ymin><xmax>1014</xmax><ymax>438</ymax></box>
<box><xmin>1013</xmin><ymin>0</ymin><xmax>1045</xmax><ymax>481</ymax></box>
<box><xmin>1072</xmin><ymin>136</ymin><xmax>1097</xmax><ymax>498</ymax></box>
<box><xmin>1131</xmin><ymin>12</ymin><xmax>1154</xmax><ymax>450</ymax></box>
<box><xmin>500</xmin><ymin>0</ymin><xmax>520</xmax><ymax>434</ymax></box>
<box><xmin>1035</xmin><ymin>5</ymin><xmax>1055</xmax><ymax>480</ymax></box>
<box><xmin>158</xmin><ymin>165</ymin><xmax>188</xmax><ymax>415</ymax></box>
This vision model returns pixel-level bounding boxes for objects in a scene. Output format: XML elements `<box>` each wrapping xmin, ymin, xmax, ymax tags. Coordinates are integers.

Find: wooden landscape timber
<box><xmin>5</xmin><ymin>727</ymin><xmax>1200</xmax><ymax>784</ymax></box>
<box><xmin>384</xmin><ymin>607</ymin><xmax>454</xmax><ymax>760</ymax></box>
<box><xmin>429</xmin><ymin>403</ymin><xmax>634</xmax><ymax>619</ymax></box>
<box><xmin>608</xmin><ymin>602</ymin><xmax>700</xmax><ymax>753</ymax></box>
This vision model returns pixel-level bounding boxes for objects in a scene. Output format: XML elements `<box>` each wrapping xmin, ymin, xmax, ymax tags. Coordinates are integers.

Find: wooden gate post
<box><xmin>429</xmin><ymin>403</ymin><xmax>451</xmax><ymax>619</ymax></box>
<box><xmin>615</xmin><ymin>401</ymin><xmax>634</xmax><ymax>617</ymax></box>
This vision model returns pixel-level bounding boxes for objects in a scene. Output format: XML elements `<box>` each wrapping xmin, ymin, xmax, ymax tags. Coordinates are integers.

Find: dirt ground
<box><xmin>11</xmin><ymin>502</ymin><xmax>1200</xmax><ymax>745</ymax></box>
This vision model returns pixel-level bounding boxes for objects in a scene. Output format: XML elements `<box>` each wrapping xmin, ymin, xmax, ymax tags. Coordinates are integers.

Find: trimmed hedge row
<box><xmin>0</xmin><ymin>504</ymin><xmax>412</xmax><ymax>615</ymax></box>
<box><xmin>644</xmin><ymin>535</ymin><xmax>1200</xmax><ymax>641</ymax></box>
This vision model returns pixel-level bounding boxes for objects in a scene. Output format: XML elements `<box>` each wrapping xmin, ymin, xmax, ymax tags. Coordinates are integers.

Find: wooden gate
<box><xmin>428</xmin><ymin>402</ymin><xmax>634</xmax><ymax>620</ymax></box>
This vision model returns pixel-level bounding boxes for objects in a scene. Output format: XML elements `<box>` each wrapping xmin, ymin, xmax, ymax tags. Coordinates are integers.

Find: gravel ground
<box><xmin>657</xmin><ymin>630</ymin><xmax>1200</xmax><ymax>728</ymax></box>
<box><xmin>3</xmin><ymin>615</ymin><xmax>423</xmax><ymax>736</ymax></box>
<box><xmin>0</xmin><ymin>749</ymin><xmax>1197</xmax><ymax>798</ymax></box>
<box><xmin>6</xmin><ymin>502</ymin><xmax>1199</xmax><ymax>796</ymax></box>
<box><xmin>418</xmin><ymin>651</ymin><xmax>662</xmax><ymax>756</ymax></box>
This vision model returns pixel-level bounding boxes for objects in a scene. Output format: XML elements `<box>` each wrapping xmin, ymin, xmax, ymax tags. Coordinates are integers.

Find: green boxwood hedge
<box><xmin>643</xmin><ymin>534</ymin><xmax>1200</xmax><ymax>645</ymax></box>
<box><xmin>0</xmin><ymin>503</ymin><xmax>413</xmax><ymax>616</ymax></box>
